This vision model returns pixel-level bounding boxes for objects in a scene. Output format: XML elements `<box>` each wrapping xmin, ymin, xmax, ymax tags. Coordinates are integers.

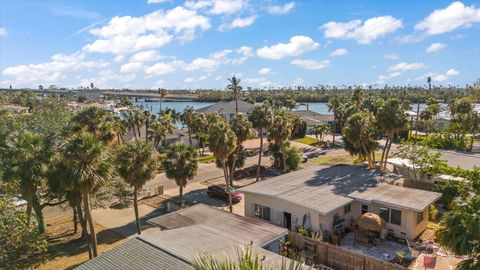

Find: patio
<box><xmin>340</xmin><ymin>232</ymin><xmax>412</xmax><ymax>263</ymax></box>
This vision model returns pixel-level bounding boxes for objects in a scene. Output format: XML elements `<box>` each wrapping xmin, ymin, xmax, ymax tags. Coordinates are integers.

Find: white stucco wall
<box><xmin>244</xmin><ymin>193</ymin><xmax>429</xmax><ymax>240</ymax></box>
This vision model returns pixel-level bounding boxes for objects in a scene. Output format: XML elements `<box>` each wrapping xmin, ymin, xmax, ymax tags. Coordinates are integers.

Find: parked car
<box><xmin>207</xmin><ymin>184</ymin><xmax>243</xmax><ymax>203</ymax></box>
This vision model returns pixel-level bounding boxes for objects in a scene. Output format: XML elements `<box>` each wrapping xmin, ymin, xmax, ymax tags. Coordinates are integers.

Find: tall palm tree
<box><xmin>230</xmin><ymin>114</ymin><xmax>254</xmax><ymax>185</ymax></box>
<box><xmin>71</xmin><ymin>106</ymin><xmax>114</xmax><ymax>143</ymax></box>
<box><xmin>209</xmin><ymin>121</ymin><xmax>237</xmax><ymax>212</ymax></box>
<box><xmin>60</xmin><ymin>132</ymin><xmax>112</xmax><ymax>258</ymax></box>
<box><xmin>249</xmin><ymin>104</ymin><xmax>271</xmax><ymax>181</ymax></box>
<box><xmin>158</xmin><ymin>88</ymin><xmax>167</xmax><ymax>113</ymax></box>
<box><xmin>268</xmin><ymin>109</ymin><xmax>294</xmax><ymax>173</ymax></box>
<box><xmin>148</xmin><ymin>114</ymin><xmax>174</xmax><ymax>148</ymax></box>
<box><xmin>192</xmin><ymin>113</ymin><xmax>209</xmax><ymax>155</ymax></box>
<box><xmin>343</xmin><ymin>112</ymin><xmax>378</xmax><ymax>168</ymax></box>
<box><xmin>112</xmin><ymin>116</ymin><xmax>127</xmax><ymax>144</ymax></box>
<box><xmin>162</xmin><ymin>143</ymin><xmax>198</xmax><ymax>207</ymax></box>
<box><xmin>312</xmin><ymin>123</ymin><xmax>331</xmax><ymax>142</ymax></box>
<box><xmin>376</xmin><ymin>98</ymin><xmax>409</xmax><ymax>169</ymax></box>
<box><xmin>115</xmin><ymin>140</ymin><xmax>159</xmax><ymax>235</ymax></box>
<box><xmin>328</xmin><ymin>95</ymin><xmax>340</xmax><ymax>148</ymax></box>
<box><xmin>181</xmin><ymin>106</ymin><xmax>196</xmax><ymax>146</ymax></box>
<box><xmin>2</xmin><ymin>131</ymin><xmax>51</xmax><ymax>233</ymax></box>
<box><xmin>227</xmin><ymin>76</ymin><xmax>242</xmax><ymax>116</ymax></box>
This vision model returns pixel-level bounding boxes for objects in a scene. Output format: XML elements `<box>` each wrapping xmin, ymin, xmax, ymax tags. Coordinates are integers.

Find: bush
<box><xmin>0</xmin><ymin>197</ymin><xmax>48</xmax><ymax>270</ymax></box>
<box><xmin>435</xmin><ymin>180</ymin><xmax>465</xmax><ymax>210</ymax></box>
<box><xmin>268</xmin><ymin>142</ymin><xmax>302</xmax><ymax>172</ymax></box>
<box><xmin>428</xmin><ymin>205</ymin><xmax>438</xmax><ymax>222</ymax></box>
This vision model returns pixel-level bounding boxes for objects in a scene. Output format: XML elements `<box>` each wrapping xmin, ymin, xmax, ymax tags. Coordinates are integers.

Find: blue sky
<box><xmin>0</xmin><ymin>0</ymin><xmax>479</xmax><ymax>89</ymax></box>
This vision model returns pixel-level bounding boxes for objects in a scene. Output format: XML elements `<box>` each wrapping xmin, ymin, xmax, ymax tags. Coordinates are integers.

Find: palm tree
<box><xmin>230</xmin><ymin>114</ymin><xmax>254</xmax><ymax>185</ymax></box>
<box><xmin>60</xmin><ymin>132</ymin><xmax>112</xmax><ymax>258</ymax></box>
<box><xmin>158</xmin><ymin>88</ymin><xmax>167</xmax><ymax>113</ymax></box>
<box><xmin>343</xmin><ymin>112</ymin><xmax>378</xmax><ymax>168</ymax></box>
<box><xmin>181</xmin><ymin>106</ymin><xmax>196</xmax><ymax>146</ymax></box>
<box><xmin>328</xmin><ymin>95</ymin><xmax>340</xmax><ymax>148</ymax></box>
<box><xmin>112</xmin><ymin>116</ymin><xmax>127</xmax><ymax>144</ymax></box>
<box><xmin>312</xmin><ymin>123</ymin><xmax>330</xmax><ymax>142</ymax></box>
<box><xmin>71</xmin><ymin>106</ymin><xmax>115</xmax><ymax>143</ymax></box>
<box><xmin>116</xmin><ymin>140</ymin><xmax>158</xmax><ymax>235</ymax></box>
<box><xmin>192</xmin><ymin>113</ymin><xmax>209</xmax><ymax>155</ymax></box>
<box><xmin>268</xmin><ymin>109</ymin><xmax>294</xmax><ymax>173</ymax></box>
<box><xmin>227</xmin><ymin>76</ymin><xmax>242</xmax><ymax>116</ymax></box>
<box><xmin>427</xmin><ymin>76</ymin><xmax>432</xmax><ymax>91</ymax></box>
<box><xmin>376</xmin><ymin>98</ymin><xmax>409</xmax><ymax>169</ymax></box>
<box><xmin>209</xmin><ymin>121</ymin><xmax>237</xmax><ymax>212</ymax></box>
<box><xmin>249</xmin><ymin>104</ymin><xmax>271</xmax><ymax>181</ymax></box>
<box><xmin>148</xmin><ymin>114</ymin><xmax>174</xmax><ymax>148</ymax></box>
<box><xmin>162</xmin><ymin>143</ymin><xmax>198</xmax><ymax>207</ymax></box>
<box><xmin>2</xmin><ymin>131</ymin><xmax>51</xmax><ymax>233</ymax></box>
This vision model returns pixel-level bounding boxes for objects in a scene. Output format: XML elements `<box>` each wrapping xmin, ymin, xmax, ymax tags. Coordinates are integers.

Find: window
<box><xmin>344</xmin><ymin>204</ymin><xmax>351</xmax><ymax>214</ymax></box>
<box><xmin>379</xmin><ymin>207</ymin><xmax>402</xmax><ymax>226</ymax></box>
<box><xmin>361</xmin><ymin>204</ymin><xmax>368</xmax><ymax>214</ymax></box>
<box><xmin>417</xmin><ymin>211</ymin><xmax>425</xmax><ymax>224</ymax></box>
<box><xmin>379</xmin><ymin>207</ymin><xmax>390</xmax><ymax>222</ymax></box>
<box><xmin>390</xmin><ymin>209</ymin><xmax>402</xmax><ymax>226</ymax></box>
<box><xmin>254</xmin><ymin>204</ymin><xmax>271</xmax><ymax>222</ymax></box>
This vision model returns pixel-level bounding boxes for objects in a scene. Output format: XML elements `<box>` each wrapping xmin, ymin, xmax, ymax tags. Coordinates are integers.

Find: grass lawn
<box><xmin>293</xmin><ymin>137</ymin><xmax>319</xmax><ymax>146</ymax></box>
<box><xmin>309</xmin><ymin>152</ymin><xmax>383</xmax><ymax>165</ymax></box>
<box><xmin>36</xmin><ymin>215</ymin><xmax>126</xmax><ymax>270</ymax></box>
<box><xmin>197</xmin><ymin>154</ymin><xmax>215</xmax><ymax>163</ymax></box>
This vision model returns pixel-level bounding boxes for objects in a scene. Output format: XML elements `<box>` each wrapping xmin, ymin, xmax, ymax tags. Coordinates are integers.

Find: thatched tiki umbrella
<box><xmin>357</xmin><ymin>213</ymin><xmax>385</xmax><ymax>233</ymax></box>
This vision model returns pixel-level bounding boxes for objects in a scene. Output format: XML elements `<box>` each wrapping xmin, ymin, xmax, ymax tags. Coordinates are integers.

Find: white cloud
<box><xmin>415</xmin><ymin>1</ymin><xmax>480</xmax><ymax>35</ymax></box>
<box><xmin>257</xmin><ymin>36</ymin><xmax>319</xmax><ymax>60</ymax></box>
<box><xmin>425</xmin><ymin>43</ymin><xmax>447</xmax><ymax>53</ymax></box>
<box><xmin>0</xmin><ymin>28</ymin><xmax>7</xmax><ymax>37</ymax></box>
<box><xmin>2</xmin><ymin>52</ymin><xmax>109</xmax><ymax>85</ymax></box>
<box><xmin>230</xmin><ymin>56</ymin><xmax>248</xmax><ymax>65</ymax></box>
<box><xmin>388</xmin><ymin>62</ymin><xmax>425</xmax><ymax>72</ymax></box>
<box><xmin>83</xmin><ymin>6</ymin><xmax>211</xmax><ymax>54</ymax></box>
<box><xmin>330</xmin><ymin>48</ymin><xmax>348</xmax><ymax>57</ymax></box>
<box><xmin>185</xmin><ymin>0</ymin><xmax>212</xmax><ymax>10</ymax></box>
<box><xmin>236</xmin><ymin>46</ymin><xmax>254</xmax><ymax>57</ymax></box>
<box><xmin>431</xmin><ymin>74</ymin><xmax>448</xmax><ymax>82</ymax></box>
<box><xmin>244</xmin><ymin>77</ymin><xmax>271</xmax><ymax>87</ymax></box>
<box><xmin>152</xmin><ymin>79</ymin><xmax>166</xmax><ymax>89</ymax></box>
<box><xmin>219</xmin><ymin>16</ymin><xmax>256</xmax><ymax>31</ymax></box>
<box><xmin>130</xmin><ymin>50</ymin><xmax>164</xmax><ymax>62</ymax></box>
<box><xmin>292</xmin><ymin>78</ymin><xmax>304</xmax><ymax>85</ymax></box>
<box><xmin>384</xmin><ymin>53</ymin><xmax>399</xmax><ymax>60</ymax></box>
<box><xmin>145</xmin><ymin>60</ymin><xmax>185</xmax><ymax>75</ymax></box>
<box><xmin>185</xmin><ymin>57</ymin><xmax>220</xmax><ymax>71</ymax></box>
<box><xmin>266</xmin><ymin>2</ymin><xmax>295</xmax><ymax>14</ymax></box>
<box><xmin>184</xmin><ymin>77</ymin><xmax>195</xmax><ymax>83</ymax></box>
<box><xmin>258</xmin><ymin>68</ymin><xmax>271</xmax><ymax>75</ymax></box>
<box><xmin>114</xmin><ymin>55</ymin><xmax>125</xmax><ymax>63</ymax></box>
<box><xmin>214</xmin><ymin>75</ymin><xmax>222</xmax><ymax>80</ymax></box>
<box><xmin>446</xmin><ymin>68</ymin><xmax>460</xmax><ymax>76</ymax></box>
<box><xmin>209</xmin><ymin>0</ymin><xmax>246</xmax><ymax>15</ymax></box>
<box><xmin>120</xmin><ymin>62</ymin><xmax>144</xmax><ymax>73</ymax></box>
<box><xmin>322</xmin><ymin>16</ymin><xmax>403</xmax><ymax>44</ymax></box>
<box><xmin>147</xmin><ymin>0</ymin><xmax>170</xmax><ymax>3</ymax></box>
<box><xmin>80</xmin><ymin>70</ymin><xmax>135</xmax><ymax>88</ymax></box>
<box><xmin>291</xmin><ymin>59</ymin><xmax>330</xmax><ymax>70</ymax></box>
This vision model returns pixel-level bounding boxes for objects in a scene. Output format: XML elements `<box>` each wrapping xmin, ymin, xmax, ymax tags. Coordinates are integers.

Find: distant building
<box><xmin>239</xmin><ymin>164</ymin><xmax>441</xmax><ymax>240</ymax></box>
<box><xmin>196</xmin><ymin>100</ymin><xmax>253</xmax><ymax>121</ymax></box>
<box><xmin>292</xmin><ymin>110</ymin><xmax>334</xmax><ymax>133</ymax></box>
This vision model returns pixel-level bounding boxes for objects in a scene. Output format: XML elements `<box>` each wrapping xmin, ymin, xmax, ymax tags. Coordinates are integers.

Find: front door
<box><xmin>283</xmin><ymin>212</ymin><xmax>292</xmax><ymax>230</ymax></box>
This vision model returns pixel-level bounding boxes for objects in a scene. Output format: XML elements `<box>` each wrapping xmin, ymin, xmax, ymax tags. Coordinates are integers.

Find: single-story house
<box><xmin>388</xmin><ymin>157</ymin><xmax>465</xmax><ymax>184</ymax></box>
<box><xmin>196</xmin><ymin>100</ymin><xmax>253</xmax><ymax>121</ymax></box>
<box><xmin>292</xmin><ymin>110</ymin><xmax>334</xmax><ymax>133</ymax></box>
<box><xmin>77</xmin><ymin>204</ymin><xmax>305</xmax><ymax>269</ymax></box>
<box><xmin>239</xmin><ymin>165</ymin><xmax>441</xmax><ymax>240</ymax></box>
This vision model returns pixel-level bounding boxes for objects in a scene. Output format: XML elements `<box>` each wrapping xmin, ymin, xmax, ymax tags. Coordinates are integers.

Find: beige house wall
<box><xmin>244</xmin><ymin>193</ymin><xmax>429</xmax><ymax>240</ymax></box>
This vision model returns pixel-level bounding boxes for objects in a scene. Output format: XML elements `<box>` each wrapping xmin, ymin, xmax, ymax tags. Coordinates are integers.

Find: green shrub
<box><xmin>435</xmin><ymin>180</ymin><xmax>465</xmax><ymax>210</ymax></box>
<box><xmin>268</xmin><ymin>142</ymin><xmax>302</xmax><ymax>172</ymax></box>
<box><xmin>428</xmin><ymin>205</ymin><xmax>438</xmax><ymax>222</ymax></box>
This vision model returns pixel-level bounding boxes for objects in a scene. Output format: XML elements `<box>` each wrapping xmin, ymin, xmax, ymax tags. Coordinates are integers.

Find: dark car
<box><xmin>207</xmin><ymin>184</ymin><xmax>243</xmax><ymax>203</ymax></box>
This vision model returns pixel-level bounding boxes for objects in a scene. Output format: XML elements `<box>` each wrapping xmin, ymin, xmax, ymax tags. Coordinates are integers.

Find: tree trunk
<box><xmin>137</xmin><ymin>124</ymin><xmax>141</xmax><ymax>138</ymax></box>
<box><xmin>72</xmin><ymin>206</ymin><xmax>78</xmax><ymax>234</ymax></box>
<box><xmin>383</xmin><ymin>138</ymin><xmax>394</xmax><ymax>170</ymax></box>
<box><xmin>380</xmin><ymin>138</ymin><xmax>389</xmax><ymax>170</ymax></box>
<box><xmin>235</xmin><ymin>97</ymin><xmax>239</xmax><ymax>116</ymax></box>
<box><xmin>179</xmin><ymin>185</ymin><xmax>184</xmax><ymax>207</ymax></box>
<box><xmin>188</xmin><ymin>127</ymin><xmax>192</xmax><ymax>146</ymax></box>
<box><xmin>26</xmin><ymin>201</ymin><xmax>32</xmax><ymax>226</ymax></box>
<box><xmin>415</xmin><ymin>103</ymin><xmax>420</xmax><ymax>138</ymax></box>
<box><xmin>117</xmin><ymin>134</ymin><xmax>121</xmax><ymax>145</ymax></box>
<box><xmin>332</xmin><ymin>121</ymin><xmax>336</xmax><ymax>148</ymax></box>
<box><xmin>132</xmin><ymin>126</ymin><xmax>137</xmax><ymax>138</ymax></box>
<box><xmin>256</xmin><ymin>128</ymin><xmax>263</xmax><ymax>182</ymax></box>
<box><xmin>83</xmin><ymin>192</ymin><xmax>98</xmax><ymax>258</ymax></box>
<box><xmin>145</xmin><ymin>122</ymin><xmax>149</xmax><ymax>142</ymax></box>
<box><xmin>230</xmin><ymin>145</ymin><xmax>241</xmax><ymax>186</ymax></box>
<box><xmin>31</xmin><ymin>195</ymin><xmax>45</xmax><ymax>233</ymax></box>
<box><xmin>281</xmin><ymin>141</ymin><xmax>287</xmax><ymax>173</ymax></box>
<box><xmin>76</xmin><ymin>196</ymin><xmax>88</xmax><ymax>240</ymax></box>
<box><xmin>133</xmin><ymin>186</ymin><xmax>141</xmax><ymax>235</ymax></box>
<box><xmin>223</xmin><ymin>161</ymin><xmax>233</xmax><ymax>213</ymax></box>
<box><xmin>470</xmin><ymin>133</ymin><xmax>475</xmax><ymax>152</ymax></box>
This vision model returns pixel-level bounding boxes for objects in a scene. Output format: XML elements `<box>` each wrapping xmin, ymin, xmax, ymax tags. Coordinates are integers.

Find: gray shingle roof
<box><xmin>196</xmin><ymin>100</ymin><xmax>253</xmax><ymax>114</ymax></box>
<box><xmin>293</xmin><ymin>110</ymin><xmax>334</xmax><ymax>126</ymax></box>
<box><xmin>239</xmin><ymin>165</ymin><xmax>441</xmax><ymax>213</ymax></box>
<box><xmin>75</xmin><ymin>237</ymin><xmax>192</xmax><ymax>270</ymax></box>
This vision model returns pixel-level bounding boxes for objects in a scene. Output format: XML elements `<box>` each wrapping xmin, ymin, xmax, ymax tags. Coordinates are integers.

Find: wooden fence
<box><xmin>288</xmin><ymin>232</ymin><xmax>407</xmax><ymax>270</ymax></box>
